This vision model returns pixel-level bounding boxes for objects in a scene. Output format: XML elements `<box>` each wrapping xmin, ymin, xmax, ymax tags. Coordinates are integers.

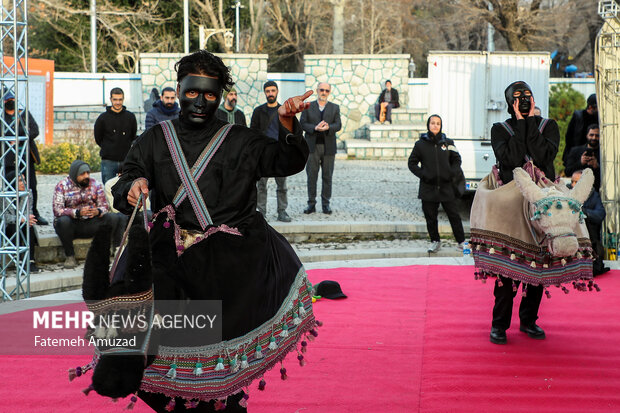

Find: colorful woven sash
<box><xmin>160</xmin><ymin>120</ymin><xmax>233</xmax><ymax>230</ymax></box>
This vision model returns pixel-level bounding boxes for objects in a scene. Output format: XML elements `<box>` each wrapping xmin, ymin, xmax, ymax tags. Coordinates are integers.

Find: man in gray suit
<box><xmin>300</xmin><ymin>82</ymin><xmax>342</xmax><ymax>214</ymax></box>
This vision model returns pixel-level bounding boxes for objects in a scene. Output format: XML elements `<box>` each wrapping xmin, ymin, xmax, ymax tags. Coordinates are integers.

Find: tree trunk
<box><xmin>332</xmin><ymin>0</ymin><xmax>345</xmax><ymax>54</ymax></box>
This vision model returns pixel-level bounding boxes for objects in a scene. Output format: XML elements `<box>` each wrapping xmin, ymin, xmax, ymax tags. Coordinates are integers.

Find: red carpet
<box><xmin>1</xmin><ymin>265</ymin><xmax>619</xmax><ymax>412</ymax></box>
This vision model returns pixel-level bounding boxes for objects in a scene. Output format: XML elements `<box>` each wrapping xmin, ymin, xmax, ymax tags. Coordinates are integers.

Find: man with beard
<box><xmin>251</xmin><ymin>81</ymin><xmax>292</xmax><ymax>222</ymax></box>
<box><xmin>145</xmin><ymin>87</ymin><xmax>180</xmax><ymax>130</ymax></box>
<box><xmin>107</xmin><ymin>51</ymin><xmax>317</xmax><ymax>411</ymax></box>
<box><xmin>52</xmin><ymin>160</ymin><xmax>122</xmax><ymax>269</ymax></box>
<box><xmin>94</xmin><ymin>87</ymin><xmax>137</xmax><ymax>184</ymax></box>
<box><xmin>564</xmin><ymin>124</ymin><xmax>601</xmax><ymax>192</ymax></box>
<box><xmin>562</xmin><ymin>94</ymin><xmax>598</xmax><ymax>168</ymax></box>
<box><xmin>300</xmin><ymin>82</ymin><xmax>341</xmax><ymax>214</ymax></box>
<box><xmin>215</xmin><ymin>87</ymin><xmax>247</xmax><ymax>126</ymax></box>
<box><xmin>488</xmin><ymin>81</ymin><xmax>560</xmax><ymax>345</ymax></box>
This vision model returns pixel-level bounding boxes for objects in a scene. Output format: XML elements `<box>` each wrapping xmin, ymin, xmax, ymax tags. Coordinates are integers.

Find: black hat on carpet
<box><xmin>314</xmin><ymin>280</ymin><xmax>347</xmax><ymax>299</ymax></box>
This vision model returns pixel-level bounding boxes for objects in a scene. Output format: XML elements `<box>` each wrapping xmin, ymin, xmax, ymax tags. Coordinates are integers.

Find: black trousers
<box><xmin>53</xmin><ymin>213</ymin><xmax>123</xmax><ymax>257</ymax></box>
<box><xmin>586</xmin><ymin>220</ymin><xmax>606</xmax><ymax>273</ymax></box>
<box><xmin>492</xmin><ymin>275</ymin><xmax>544</xmax><ymax>330</ymax></box>
<box><xmin>28</xmin><ymin>157</ymin><xmax>41</xmax><ymax>217</ymax></box>
<box><xmin>5</xmin><ymin>223</ymin><xmax>36</xmax><ymax>259</ymax></box>
<box><xmin>421</xmin><ymin>200</ymin><xmax>465</xmax><ymax>243</ymax></box>
<box><xmin>306</xmin><ymin>144</ymin><xmax>335</xmax><ymax>208</ymax></box>
<box><xmin>138</xmin><ymin>390</ymin><xmax>247</xmax><ymax>412</ymax></box>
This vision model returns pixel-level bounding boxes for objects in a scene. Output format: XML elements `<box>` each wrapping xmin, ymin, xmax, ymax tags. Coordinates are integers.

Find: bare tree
<box><xmin>191</xmin><ymin>0</ymin><xmax>233</xmax><ymax>53</ymax></box>
<box><xmin>263</xmin><ymin>0</ymin><xmax>333</xmax><ymax>71</ymax></box>
<box><xmin>344</xmin><ymin>0</ymin><xmax>409</xmax><ymax>54</ymax></box>
<box><xmin>30</xmin><ymin>0</ymin><xmax>181</xmax><ymax>72</ymax></box>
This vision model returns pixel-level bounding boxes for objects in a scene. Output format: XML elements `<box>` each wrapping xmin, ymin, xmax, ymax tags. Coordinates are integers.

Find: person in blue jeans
<box><xmin>94</xmin><ymin>87</ymin><xmax>137</xmax><ymax>184</ymax></box>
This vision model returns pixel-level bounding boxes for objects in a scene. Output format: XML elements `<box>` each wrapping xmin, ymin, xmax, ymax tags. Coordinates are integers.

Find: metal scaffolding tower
<box><xmin>1</xmin><ymin>0</ymin><xmax>31</xmax><ymax>300</ymax></box>
<box><xmin>596</xmin><ymin>0</ymin><xmax>620</xmax><ymax>260</ymax></box>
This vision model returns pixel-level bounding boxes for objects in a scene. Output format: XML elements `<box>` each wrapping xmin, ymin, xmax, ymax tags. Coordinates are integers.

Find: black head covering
<box><xmin>426</xmin><ymin>114</ymin><xmax>443</xmax><ymax>138</ymax></box>
<box><xmin>587</xmin><ymin>94</ymin><xmax>597</xmax><ymax>108</ymax></box>
<box><xmin>69</xmin><ymin>160</ymin><xmax>90</xmax><ymax>184</ymax></box>
<box><xmin>504</xmin><ymin>81</ymin><xmax>533</xmax><ymax>116</ymax></box>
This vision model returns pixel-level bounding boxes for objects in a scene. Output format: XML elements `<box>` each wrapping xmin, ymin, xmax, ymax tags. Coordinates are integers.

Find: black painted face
<box><xmin>178</xmin><ymin>75</ymin><xmax>222</xmax><ymax>125</ymax></box>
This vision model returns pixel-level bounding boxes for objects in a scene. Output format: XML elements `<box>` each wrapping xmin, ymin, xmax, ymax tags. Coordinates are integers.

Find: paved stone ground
<box><xmin>34</xmin><ymin>159</ymin><xmax>472</xmax><ymax>236</ymax></box>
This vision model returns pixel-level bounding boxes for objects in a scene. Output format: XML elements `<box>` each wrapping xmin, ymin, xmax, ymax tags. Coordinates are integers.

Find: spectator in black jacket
<box><xmin>300</xmin><ymin>82</ymin><xmax>342</xmax><ymax>214</ymax></box>
<box><xmin>569</xmin><ymin>170</ymin><xmax>610</xmax><ymax>276</ymax></box>
<box><xmin>489</xmin><ymin>81</ymin><xmax>560</xmax><ymax>346</ymax></box>
<box><xmin>215</xmin><ymin>87</ymin><xmax>247</xmax><ymax>126</ymax></box>
<box><xmin>374</xmin><ymin>80</ymin><xmax>399</xmax><ymax>124</ymax></box>
<box><xmin>562</xmin><ymin>93</ymin><xmax>597</xmax><ymax>168</ymax></box>
<box><xmin>144</xmin><ymin>87</ymin><xmax>180</xmax><ymax>130</ymax></box>
<box><xmin>2</xmin><ymin>92</ymin><xmax>48</xmax><ymax>225</ymax></box>
<box><xmin>94</xmin><ymin>87</ymin><xmax>137</xmax><ymax>184</ymax></box>
<box><xmin>250</xmin><ymin>81</ymin><xmax>291</xmax><ymax>222</ymax></box>
<box><xmin>408</xmin><ymin>114</ymin><xmax>465</xmax><ymax>253</ymax></box>
<box><xmin>564</xmin><ymin>124</ymin><xmax>600</xmax><ymax>191</ymax></box>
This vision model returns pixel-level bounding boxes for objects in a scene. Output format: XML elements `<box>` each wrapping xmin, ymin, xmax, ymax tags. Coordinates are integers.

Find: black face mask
<box><xmin>5</xmin><ymin>100</ymin><xmax>15</xmax><ymax>111</ymax></box>
<box><xmin>178</xmin><ymin>75</ymin><xmax>222</xmax><ymax>125</ymax></box>
<box><xmin>504</xmin><ymin>81</ymin><xmax>533</xmax><ymax>117</ymax></box>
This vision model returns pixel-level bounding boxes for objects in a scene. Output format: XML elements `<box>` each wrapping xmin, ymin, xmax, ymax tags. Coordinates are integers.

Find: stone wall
<box><xmin>304</xmin><ymin>54</ymin><xmax>410</xmax><ymax>140</ymax></box>
<box><xmin>53</xmin><ymin>106</ymin><xmax>146</xmax><ymax>142</ymax></box>
<box><xmin>139</xmin><ymin>53</ymin><xmax>268</xmax><ymax>123</ymax></box>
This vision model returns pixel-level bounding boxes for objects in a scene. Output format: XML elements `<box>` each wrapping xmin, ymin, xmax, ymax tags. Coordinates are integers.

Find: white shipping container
<box><xmin>427</xmin><ymin>51</ymin><xmax>551</xmax><ymax>184</ymax></box>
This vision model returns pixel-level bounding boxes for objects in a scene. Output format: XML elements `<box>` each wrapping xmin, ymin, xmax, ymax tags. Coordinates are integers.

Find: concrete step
<box><xmin>3</xmin><ymin>266</ymin><xmax>83</xmax><ymax>298</ymax></box>
<box><xmin>344</xmin><ymin>139</ymin><xmax>415</xmax><ymax>159</ymax></box>
<box><xmin>295</xmin><ymin>247</ymin><xmax>466</xmax><ymax>263</ymax></box>
<box><xmin>31</xmin><ymin>221</ymin><xmax>472</xmax><ymax>263</ymax></box>
<box><xmin>270</xmin><ymin>220</ymin><xmax>470</xmax><ymax>242</ymax></box>
<box><xmin>354</xmin><ymin>123</ymin><xmax>426</xmax><ymax>142</ymax></box>
<box><xmin>390</xmin><ymin>108</ymin><xmax>427</xmax><ymax>124</ymax></box>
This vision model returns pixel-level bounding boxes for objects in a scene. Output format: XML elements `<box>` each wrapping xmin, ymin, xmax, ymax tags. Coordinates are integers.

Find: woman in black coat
<box><xmin>408</xmin><ymin>114</ymin><xmax>465</xmax><ymax>253</ymax></box>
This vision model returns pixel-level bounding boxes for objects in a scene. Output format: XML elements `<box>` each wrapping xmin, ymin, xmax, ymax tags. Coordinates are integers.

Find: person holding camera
<box><xmin>564</xmin><ymin>124</ymin><xmax>600</xmax><ymax>192</ymax></box>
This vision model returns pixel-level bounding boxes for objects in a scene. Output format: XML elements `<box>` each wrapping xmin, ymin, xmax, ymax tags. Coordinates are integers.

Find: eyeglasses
<box><xmin>319</xmin><ymin>89</ymin><xmax>330</xmax><ymax>93</ymax></box>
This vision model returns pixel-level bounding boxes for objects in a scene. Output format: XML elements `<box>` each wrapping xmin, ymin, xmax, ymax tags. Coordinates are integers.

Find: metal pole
<box><xmin>487</xmin><ymin>3</ymin><xmax>495</xmax><ymax>52</ymax></box>
<box><xmin>90</xmin><ymin>0</ymin><xmax>97</xmax><ymax>72</ymax></box>
<box><xmin>184</xmin><ymin>0</ymin><xmax>189</xmax><ymax>53</ymax></box>
<box><xmin>235</xmin><ymin>1</ymin><xmax>240</xmax><ymax>52</ymax></box>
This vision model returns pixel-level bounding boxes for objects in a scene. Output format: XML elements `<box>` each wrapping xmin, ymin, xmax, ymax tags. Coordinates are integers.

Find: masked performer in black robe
<box><xmin>75</xmin><ymin>50</ymin><xmax>319</xmax><ymax>412</ymax></box>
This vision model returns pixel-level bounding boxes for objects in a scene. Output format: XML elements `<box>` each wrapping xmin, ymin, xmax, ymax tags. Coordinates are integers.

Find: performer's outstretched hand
<box><xmin>278</xmin><ymin>90</ymin><xmax>313</xmax><ymax>131</ymax></box>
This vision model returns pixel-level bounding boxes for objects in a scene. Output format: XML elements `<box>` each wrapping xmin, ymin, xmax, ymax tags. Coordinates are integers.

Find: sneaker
<box><xmin>277</xmin><ymin>211</ymin><xmax>292</xmax><ymax>222</ymax></box>
<box><xmin>29</xmin><ymin>261</ymin><xmax>40</xmax><ymax>273</ymax></box>
<box><xmin>64</xmin><ymin>256</ymin><xmax>78</xmax><ymax>269</ymax></box>
<box><xmin>456</xmin><ymin>242</ymin><xmax>464</xmax><ymax>250</ymax></box>
<box><xmin>427</xmin><ymin>241</ymin><xmax>441</xmax><ymax>253</ymax></box>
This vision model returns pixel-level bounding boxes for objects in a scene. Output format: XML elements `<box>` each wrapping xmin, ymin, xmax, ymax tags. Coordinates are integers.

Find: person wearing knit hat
<box><xmin>215</xmin><ymin>86</ymin><xmax>247</xmax><ymax>126</ymax></box>
<box><xmin>52</xmin><ymin>160</ymin><xmax>123</xmax><ymax>269</ymax></box>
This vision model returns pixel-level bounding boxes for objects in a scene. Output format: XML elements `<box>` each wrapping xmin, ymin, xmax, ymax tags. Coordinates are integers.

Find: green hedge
<box><xmin>549</xmin><ymin>83</ymin><xmax>585</xmax><ymax>177</ymax></box>
<box><xmin>38</xmin><ymin>141</ymin><xmax>101</xmax><ymax>174</ymax></box>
